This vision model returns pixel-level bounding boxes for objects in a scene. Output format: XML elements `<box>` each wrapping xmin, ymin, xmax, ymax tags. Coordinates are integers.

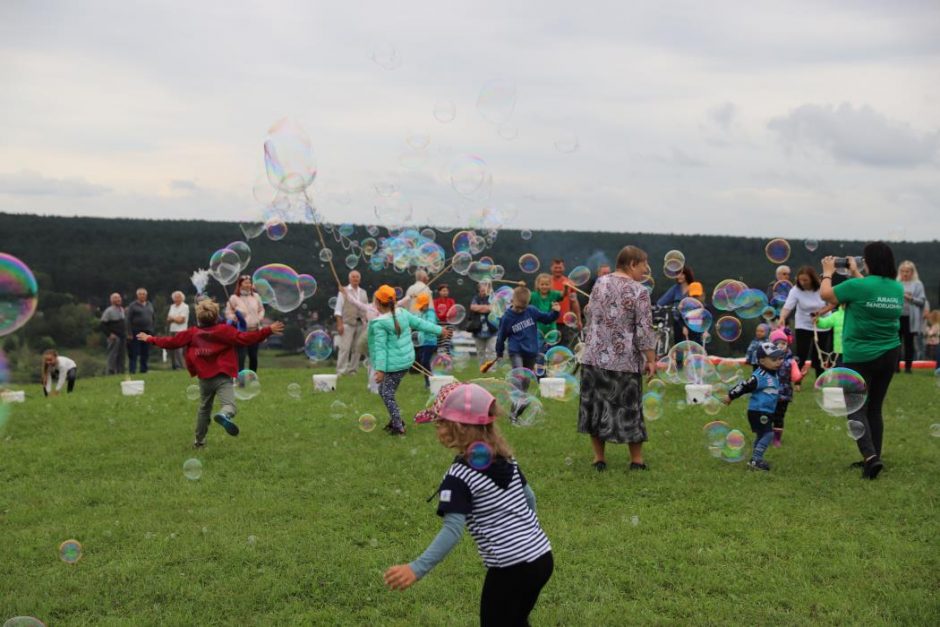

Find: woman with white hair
<box><xmin>897</xmin><ymin>260</ymin><xmax>926</xmax><ymax>373</ymax></box>
<box><xmin>167</xmin><ymin>290</ymin><xmax>190</xmax><ymax>370</ymax></box>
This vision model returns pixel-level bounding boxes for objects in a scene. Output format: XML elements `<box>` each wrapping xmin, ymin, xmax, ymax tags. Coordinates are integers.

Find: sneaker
<box><xmin>629</xmin><ymin>462</ymin><xmax>648</xmax><ymax>471</ymax></box>
<box><xmin>592</xmin><ymin>461</ymin><xmax>607</xmax><ymax>472</ymax></box>
<box><xmin>747</xmin><ymin>459</ymin><xmax>771</xmax><ymax>471</ymax></box>
<box><xmin>213</xmin><ymin>413</ymin><xmax>240</xmax><ymax>436</ymax></box>
<box><xmin>862</xmin><ymin>457</ymin><xmax>884</xmax><ymax>480</ymax></box>
<box><xmin>193</xmin><ymin>440</ymin><xmax>206</xmax><ymax>449</ymax></box>
<box><xmin>849</xmin><ymin>460</ymin><xmax>865</xmax><ymax>469</ymax></box>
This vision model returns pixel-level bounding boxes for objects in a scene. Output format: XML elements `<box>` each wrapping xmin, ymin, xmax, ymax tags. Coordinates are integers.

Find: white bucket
<box><xmin>685</xmin><ymin>384</ymin><xmax>712</xmax><ymax>405</ymax></box>
<box><xmin>312</xmin><ymin>374</ymin><xmax>337</xmax><ymax>392</ymax></box>
<box><xmin>429</xmin><ymin>375</ymin><xmax>456</xmax><ymax>396</ymax></box>
<box><xmin>540</xmin><ymin>377</ymin><xmax>566</xmax><ymax>399</ymax></box>
<box><xmin>121</xmin><ymin>380</ymin><xmax>145</xmax><ymax>396</ymax></box>
<box><xmin>822</xmin><ymin>387</ymin><xmax>847</xmax><ymax>412</ymax></box>
<box><xmin>1</xmin><ymin>390</ymin><xmax>25</xmax><ymax>403</ymax></box>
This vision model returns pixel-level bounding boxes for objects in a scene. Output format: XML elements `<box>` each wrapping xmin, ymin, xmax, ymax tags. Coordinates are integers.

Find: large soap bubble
<box><xmin>814</xmin><ymin>368</ymin><xmax>867</xmax><ymax>417</ymax></box>
<box><xmin>225</xmin><ymin>241</ymin><xmax>252</xmax><ymax>271</ymax></box>
<box><xmin>235</xmin><ymin>370</ymin><xmax>261</xmax><ymax>401</ymax></box>
<box><xmin>252</xmin><ymin>264</ymin><xmax>303</xmax><ymax>312</ymax></box>
<box><xmin>264</xmin><ymin>118</ymin><xmax>317</xmax><ymax>193</ymax></box>
<box><xmin>209</xmin><ymin>248</ymin><xmax>241</xmax><ymax>285</ymax></box>
<box><xmin>0</xmin><ymin>253</ymin><xmax>39</xmax><ymax>337</ymax></box>
<box><xmin>304</xmin><ymin>330</ymin><xmax>333</xmax><ymax>361</ymax></box>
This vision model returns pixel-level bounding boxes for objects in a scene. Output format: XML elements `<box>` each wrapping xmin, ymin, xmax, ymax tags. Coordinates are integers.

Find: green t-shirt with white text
<box><xmin>530</xmin><ymin>289</ymin><xmax>563</xmax><ymax>335</ymax></box>
<box><xmin>833</xmin><ymin>276</ymin><xmax>903</xmax><ymax>363</ymax></box>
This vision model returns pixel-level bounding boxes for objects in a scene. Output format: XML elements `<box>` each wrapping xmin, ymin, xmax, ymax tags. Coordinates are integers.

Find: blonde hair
<box><xmin>512</xmin><ymin>286</ymin><xmax>531</xmax><ymax>310</ymax></box>
<box><xmin>41</xmin><ymin>349</ymin><xmax>58</xmax><ymax>383</ymax></box>
<box><xmin>927</xmin><ymin>309</ymin><xmax>940</xmax><ymax>325</ymax></box>
<box><xmin>535</xmin><ymin>273</ymin><xmax>552</xmax><ymax>291</ymax></box>
<box><xmin>437</xmin><ymin>420</ymin><xmax>513</xmax><ymax>461</ymax></box>
<box><xmin>897</xmin><ymin>260</ymin><xmax>919</xmax><ymax>282</ymax></box>
<box><xmin>196</xmin><ymin>299</ymin><xmax>220</xmax><ymax>325</ymax></box>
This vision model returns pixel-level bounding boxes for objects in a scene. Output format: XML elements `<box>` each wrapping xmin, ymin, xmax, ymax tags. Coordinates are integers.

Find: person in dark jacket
<box><xmin>126</xmin><ymin>288</ymin><xmax>156</xmax><ymax>374</ymax></box>
<box><xmin>100</xmin><ymin>292</ymin><xmax>126</xmax><ymax>375</ymax></box>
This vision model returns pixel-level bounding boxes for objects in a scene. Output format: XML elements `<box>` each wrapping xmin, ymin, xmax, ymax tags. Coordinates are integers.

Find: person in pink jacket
<box><xmin>225</xmin><ymin>275</ymin><xmax>266</xmax><ymax>372</ymax></box>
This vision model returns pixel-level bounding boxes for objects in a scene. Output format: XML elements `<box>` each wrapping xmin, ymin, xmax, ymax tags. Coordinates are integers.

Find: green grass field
<box><xmin>1</xmin><ymin>364</ymin><xmax>938</xmax><ymax>625</ymax></box>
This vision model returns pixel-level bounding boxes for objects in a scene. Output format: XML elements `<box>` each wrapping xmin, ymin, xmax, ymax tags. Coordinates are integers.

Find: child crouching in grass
<box><xmin>136</xmin><ymin>299</ymin><xmax>284</xmax><ymax>448</ymax></box>
<box><xmin>384</xmin><ymin>383</ymin><xmax>553</xmax><ymax>626</ymax></box>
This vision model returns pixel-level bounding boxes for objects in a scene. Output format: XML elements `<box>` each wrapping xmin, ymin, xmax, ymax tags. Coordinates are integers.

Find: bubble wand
<box><xmin>426</xmin><ymin>258</ymin><xmax>457</xmax><ymax>287</ymax></box>
<box><xmin>314</xmin><ymin>223</ymin><xmax>344</xmax><ymax>288</ymax></box>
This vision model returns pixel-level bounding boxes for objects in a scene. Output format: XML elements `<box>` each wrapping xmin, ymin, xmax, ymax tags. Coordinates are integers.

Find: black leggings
<box><xmin>845</xmin><ymin>348</ymin><xmax>898</xmax><ymax>460</ymax></box>
<box><xmin>237</xmin><ymin>344</ymin><xmax>259</xmax><ymax>373</ymax></box>
<box><xmin>43</xmin><ymin>368</ymin><xmax>77</xmax><ymax>396</ymax></box>
<box><xmin>480</xmin><ymin>552</ymin><xmax>553</xmax><ymax>627</ymax></box>
<box><xmin>898</xmin><ymin>316</ymin><xmax>915</xmax><ymax>372</ymax></box>
<box><xmin>795</xmin><ymin>328</ymin><xmax>832</xmax><ymax>378</ymax></box>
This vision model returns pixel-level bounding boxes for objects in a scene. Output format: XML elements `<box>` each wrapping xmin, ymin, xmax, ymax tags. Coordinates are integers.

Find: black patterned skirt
<box><xmin>577</xmin><ymin>364</ymin><xmax>647</xmax><ymax>444</ymax></box>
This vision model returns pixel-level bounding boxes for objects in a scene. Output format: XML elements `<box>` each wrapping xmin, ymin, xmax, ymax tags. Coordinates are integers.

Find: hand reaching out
<box><xmin>269</xmin><ymin>321</ymin><xmax>285</xmax><ymax>335</ymax></box>
<box><xmin>136</xmin><ymin>332</ymin><xmax>152</xmax><ymax>342</ymax></box>
<box><xmin>384</xmin><ymin>564</ymin><xmax>417</xmax><ymax>590</ymax></box>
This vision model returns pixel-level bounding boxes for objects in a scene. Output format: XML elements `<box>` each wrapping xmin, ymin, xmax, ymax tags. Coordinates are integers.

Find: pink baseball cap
<box><xmin>769</xmin><ymin>328</ymin><xmax>791</xmax><ymax>345</ymax></box>
<box><xmin>438</xmin><ymin>383</ymin><xmax>496</xmax><ymax>425</ymax></box>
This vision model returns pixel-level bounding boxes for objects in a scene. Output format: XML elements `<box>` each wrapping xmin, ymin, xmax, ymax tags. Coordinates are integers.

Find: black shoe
<box><xmin>193</xmin><ymin>440</ymin><xmax>206</xmax><ymax>449</ymax></box>
<box><xmin>388</xmin><ymin>426</ymin><xmax>406</xmax><ymax>436</ymax></box>
<box><xmin>629</xmin><ymin>462</ymin><xmax>648</xmax><ymax>471</ymax></box>
<box><xmin>592</xmin><ymin>461</ymin><xmax>607</xmax><ymax>472</ymax></box>
<box><xmin>747</xmin><ymin>459</ymin><xmax>771</xmax><ymax>471</ymax></box>
<box><xmin>862</xmin><ymin>457</ymin><xmax>884</xmax><ymax>480</ymax></box>
<box><xmin>849</xmin><ymin>460</ymin><xmax>864</xmax><ymax>469</ymax></box>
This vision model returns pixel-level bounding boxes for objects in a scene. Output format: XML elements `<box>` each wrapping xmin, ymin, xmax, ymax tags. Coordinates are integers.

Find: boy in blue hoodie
<box><xmin>723</xmin><ymin>342</ymin><xmax>786</xmax><ymax>471</ymax></box>
<box><xmin>495</xmin><ymin>287</ymin><xmax>560</xmax><ymax>421</ymax></box>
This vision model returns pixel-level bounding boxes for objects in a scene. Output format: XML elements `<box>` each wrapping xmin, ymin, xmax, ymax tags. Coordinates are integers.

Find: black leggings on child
<box><xmin>480</xmin><ymin>552</ymin><xmax>553</xmax><ymax>627</ymax></box>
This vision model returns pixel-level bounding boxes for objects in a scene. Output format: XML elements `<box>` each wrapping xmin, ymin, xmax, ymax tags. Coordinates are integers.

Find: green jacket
<box><xmin>417</xmin><ymin>308</ymin><xmax>440</xmax><ymax>347</ymax></box>
<box><xmin>368</xmin><ymin>309</ymin><xmax>443</xmax><ymax>372</ymax></box>
<box><xmin>815</xmin><ymin>308</ymin><xmax>845</xmax><ymax>354</ymax></box>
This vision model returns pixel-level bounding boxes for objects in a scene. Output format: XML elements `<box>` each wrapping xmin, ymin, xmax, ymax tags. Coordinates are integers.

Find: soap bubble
<box><xmin>374</xmin><ymin>191</ymin><xmax>413</xmax><ymax>224</ymax></box>
<box><xmin>542</xmin><ymin>329</ymin><xmax>561</xmax><ymax>346</ymax></box>
<box><xmin>358</xmin><ymin>414</ymin><xmax>377</xmax><ymax>432</ymax></box>
<box><xmin>450</xmin><ymin>155</ymin><xmax>489</xmax><ymax>198</ymax></box>
<box><xmin>765</xmin><ymin>239</ymin><xmax>791</xmax><ymax>264</ymax></box>
<box><xmin>225</xmin><ymin>241</ymin><xmax>252</xmax><ymax>270</ymax></box>
<box><xmin>663</xmin><ymin>250</ymin><xmax>685</xmax><ymax>274</ymax></box>
<box><xmin>330</xmin><ymin>400</ymin><xmax>348</xmax><ymax>419</ymax></box>
<box><xmin>209</xmin><ymin>248</ymin><xmax>241</xmax><ymax>285</ymax></box>
<box><xmin>515</xmin><ymin>396</ymin><xmax>545</xmax><ymax>426</ymax></box>
<box><xmin>298</xmin><ymin>274</ymin><xmax>318</xmax><ymax>300</ymax></box>
<box><xmin>561</xmin><ymin>311</ymin><xmax>579</xmax><ymax>328</ymax></box>
<box><xmin>445</xmin><ymin>304</ymin><xmax>466</xmax><ymax>325</ymax></box>
<box><xmin>467</xmin><ymin>440</ymin><xmax>494</xmax><ymax>470</ymax></box>
<box><xmin>253</xmin><ymin>264</ymin><xmax>303</xmax><ymax>312</ymax></box>
<box><xmin>683</xmin><ymin>307</ymin><xmax>713</xmax><ymax>333</ymax></box>
<box><xmin>678</xmin><ymin>297</ymin><xmax>703</xmax><ymax>316</ymax></box>
<box><xmin>567</xmin><ymin>266</ymin><xmax>591</xmax><ymax>287</ymax></box>
<box><xmin>520</xmin><ymin>230</ymin><xmax>532</xmax><ymax>240</ymax></box>
<box><xmin>287</xmin><ymin>382</ymin><xmax>302</xmax><ymax>399</ymax></box>
<box><xmin>554</xmin><ymin>132</ymin><xmax>579</xmax><ymax>153</ymax></box>
<box><xmin>846</xmin><ymin>420</ymin><xmax>866</xmax><ymax>440</ymax></box>
<box><xmin>770</xmin><ymin>280</ymin><xmax>792</xmax><ymax>308</ymax></box>
<box><xmin>183</xmin><ymin>458</ymin><xmax>203</xmax><ymax>480</ymax></box>
<box><xmin>703</xmin><ymin>396</ymin><xmax>723</xmax><ymax>416</ymax></box>
<box><xmin>712</xmin><ymin>279</ymin><xmax>748</xmax><ymax>312</ymax></box>
<box><xmin>452</xmin><ymin>251</ymin><xmax>473</xmax><ymax>275</ymax></box>
<box><xmin>642</xmin><ymin>393</ymin><xmax>663</xmax><ymax>420</ymax></box>
<box><xmin>733</xmin><ymin>289</ymin><xmax>769</xmax><ymax>319</ymax></box>
<box><xmin>235</xmin><ymin>370</ymin><xmax>261</xmax><ymax>401</ymax></box>
<box><xmin>185</xmin><ymin>385</ymin><xmax>200</xmax><ymax>401</ymax></box>
<box><xmin>264</xmin><ymin>218</ymin><xmax>287</xmax><ymax>241</ymax></box>
<box><xmin>716</xmin><ymin>359</ymin><xmax>744</xmax><ymax>385</ymax></box>
<box><xmin>58</xmin><ymin>539</ymin><xmax>82</xmax><ymax>564</ymax></box>
<box><xmin>431</xmin><ymin>353</ymin><xmax>454</xmax><ymax>375</ymax></box>
<box><xmin>433</xmin><ymin>100</ymin><xmax>456</xmax><ymax>123</ymax></box>
<box><xmin>304</xmin><ymin>330</ymin><xmax>333</xmax><ymax>361</ymax></box>
<box><xmin>476</xmin><ymin>78</ymin><xmax>516</xmax><ymax>125</ymax></box>
<box><xmin>930</xmin><ymin>423</ymin><xmax>940</xmax><ymax>438</ymax></box>
<box><xmin>0</xmin><ymin>253</ymin><xmax>39</xmax><ymax>336</ymax></box>
<box><xmin>506</xmin><ymin>367</ymin><xmax>538</xmax><ymax>394</ymax></box>
<box><xmin>3</xmin><ymin>617</ymin><xmax>46</xmax><ymax>627</ymax></box>
<box><xmin>647</xmin><ymin>379</ymin><xmax>666</xmax><ymax>398</ymax></box>
<box><xmin>371</xmin><ymin>43</ymin><xmax>402</xmax><ymax>70</ymax></box>
<box><xmin>264</xmin><ymin>118</ymin><xmax>317</xmax><ymax>193</ymax></box>
<box><xmin>319</xmin><ymin>248</ymin><xmax>333</xmax><ymax>263</ymax></box>
<box><xmin>805</xmin><ymin>239</ymin><xmax>819</xmax><ymax>252</ymax></box>
<box><xmin>468</xmin><ymin>260</ymin><xmax>495</xmax><ymax>283</ymax></box>
<box><xmin>814</xmin><ymin>368</ymin><xmax>867</xmax><ymax>416</ymax></box>
<box><xmin>519</xmin><ymin>254</ymin><xmax>540</xmax><ymax>274</ymax></box>
<box><xmin>715</xmin><ymin>316</ymin><xmax>742</xmax><ymax>342</ymax></box>
<box><xmin>545</xmin><ymin>346</ymin><xmax>576</xmax><ymax>376</ymax></box>
<box><xmin>703</xmin><ymin>421</ymin><xmax>747</xmax><ymax>463</ymax></box>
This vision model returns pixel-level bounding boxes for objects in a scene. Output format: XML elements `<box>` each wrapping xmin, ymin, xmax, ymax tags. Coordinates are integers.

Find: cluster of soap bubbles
<box><xmin>662</xmin><ymin>250</ymin><xmax>686</xmax><ymax>279</ymax></box>
<box><xmin>250</xmin><ymin>264</ymin><xmax>317</xmax><ymax>313</ymax></box>
<box><xmin>710</xmin><ymin>279</ymin><xmax>777</xmax><ymax>330</ymax></box>
<box><xmin>677</xmin><ymin>296</ymin><xmax>714</xmax><ymax>335</ymax></box>
<box><xmin>208</xmin><ymin>241</ymin><xmax>252</xmax><ymax>286</ymax></box>
<box><xmin>652</xmin><ymin>341</ymin><xmax>732</xmax><ymax>417</ymax></box>
<box><xmin>703</xmin><ymin>421</ymin><xmax>748</xmax><ymax>462</ymax></box>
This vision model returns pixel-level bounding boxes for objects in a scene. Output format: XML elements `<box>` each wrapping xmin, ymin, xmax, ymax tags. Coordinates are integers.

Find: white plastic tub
<box><xmin>429</xmin><ymin>375</ymin><xmax>456</xmax><ymax>396</ymax></box>
<box><xmin>312</xmin><ymin>374</ymin><xmax>337</xmax><ymax>392</ymax></box>
<box><xmin>1</xmin><ymin>390</ymin><xmax>25</xmax><ymax>403</ymax></box>
<box><xmin>121</xmin><ymin>380</ymin><xmax>145</xmax><ymax>396</ymax></box>
<box><xmin>540</xmin><ymin>377</ymin><xmax>565</xmax><ymax>399</ymax></box>
<box><xmin>685</xmin><ymin>384</ymin><xmax>712</xmax><ymax>405</ymax></box>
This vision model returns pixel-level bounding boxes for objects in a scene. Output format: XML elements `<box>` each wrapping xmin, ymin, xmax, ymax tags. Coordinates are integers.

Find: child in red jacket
<box><xmin>136</xmin><ymin>299</ymin><xmax>284</xmax><ymax>447</ymax></box>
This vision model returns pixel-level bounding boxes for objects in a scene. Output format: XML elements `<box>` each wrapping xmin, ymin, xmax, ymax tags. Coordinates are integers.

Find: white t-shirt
<box><xmin>168</xmin><ymin>303</ymin><xmax>189</xmax><ymax>333</ymax></box>
<box><xmin>45</xmin><ymin>356</ymin><xmax>77</xmax><ymax>393</ymax></box>
<box><xmin>783</xmin><ymin>287</ymin><xmax>826</xmax><ymax>331</ymax></box>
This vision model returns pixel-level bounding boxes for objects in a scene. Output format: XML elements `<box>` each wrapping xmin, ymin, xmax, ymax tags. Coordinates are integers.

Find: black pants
<box><xmin>898</xmin><ymin>316</ymin><xmax>914</xmax><ymax>372</ymax></box>
<box><xmin>43</xmin><ymin>368</ymin><xmax>77</xmax><ymax>396</ymax></box>
<box><xmin>416</xmin><ymin>345</ymin><xmax>435</xmax><ymax>387</ymax></box>
<box><xmin>127</xmin><ymin>338</ymin><xmax>150</xmax><ymax>374</ymax></box>
<box><xmin>845</xmin><ymin>348</ymin><xmax>898</xmax><ymax>460</ymax></box>
<box><xmin>480</xmin><ymin>552</ymin><xmax>553</xmax><ymax>627</ymax></box>
<box><xmin>795</xmin><ymin>328</ymin><xmax>832</xmax><ymax>378</ymax></box>
<box><xmin>237</xmin><ymin>344</ymin><xmax>259</xmax><ymax>373</ymax></box>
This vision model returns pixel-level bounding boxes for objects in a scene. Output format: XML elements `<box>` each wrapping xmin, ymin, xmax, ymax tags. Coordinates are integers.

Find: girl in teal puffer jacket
<box><xmin>368</xmin><ymin>285</ymin><xmax>451</xmax><ymax>435</ymax></box>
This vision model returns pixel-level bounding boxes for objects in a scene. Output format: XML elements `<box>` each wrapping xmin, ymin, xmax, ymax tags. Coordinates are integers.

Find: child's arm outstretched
<box><xmin>532</xmin><ymin>302</ymin><xmax>561</xmax><ymax>324</ymax></box>
<box><xmin>225</xmin><ymin>321</ymin><xmax>284</xmax><ymax>346</ymax></box>
<box><xmin>136</xmin><ymin>328</ymin><xmax>194</xmax><ymax>349</ymax></box>
<box><xmin>384</xmin><ymin>513</ymin><xmax>467</xmax><ymax>590</ymax></box>
<box><xmin>405</xmin><ymin>309</ymin><xmax>450</xmax><ymax>338</ymax></box>
<box><xmin>723</xmin><ymin>374</ymin><xmax>758</xmax><ymax>405</ymax></box>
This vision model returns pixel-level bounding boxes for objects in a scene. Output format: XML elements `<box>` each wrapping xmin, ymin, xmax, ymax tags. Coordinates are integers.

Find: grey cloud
<box><xmin>0</xmin><ymin>170</ymin><xmax>111</xmax><ymax>197</ymax></box>
<box><xmin>768</xmin><ymin>103</ymin><xmax>940</xmax><ymax>167</ymax></box>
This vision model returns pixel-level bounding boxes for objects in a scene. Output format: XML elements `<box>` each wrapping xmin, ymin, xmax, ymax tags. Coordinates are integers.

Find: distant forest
<box><xmin>1</xmin><ymin>212</ymin><xmax>938</xmax><ymax>359</ymax></box>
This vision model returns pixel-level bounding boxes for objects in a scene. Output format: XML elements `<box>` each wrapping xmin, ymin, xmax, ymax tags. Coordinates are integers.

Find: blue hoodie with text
<box><xmin>495</xmin><ymin>306</ymin><xmax>559</xmax><ymax>358</ymax></box>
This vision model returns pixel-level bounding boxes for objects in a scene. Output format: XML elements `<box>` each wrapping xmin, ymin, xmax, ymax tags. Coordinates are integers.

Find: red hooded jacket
<box><xmin>146</xmin><ymin>323</ymin><xmax>272</xmax><ymax>379</ymax></box>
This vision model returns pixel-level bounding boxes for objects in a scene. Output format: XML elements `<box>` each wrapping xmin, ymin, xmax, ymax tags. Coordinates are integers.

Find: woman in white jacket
<box><xmin>225</xmin><ymin>275</ymin><xmax>266</xmax><ymax>372</ymax></box>
<box><xmin>41</xmin><ymin>350</ymin><xmax>77</xmax><ymax>396</ymax></box>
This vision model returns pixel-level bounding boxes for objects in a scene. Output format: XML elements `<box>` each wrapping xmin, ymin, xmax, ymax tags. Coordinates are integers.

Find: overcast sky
<box><xmin>1</xmin><ymin>0</ymin><xmax>939</xmax><ymax>241</ymax></box>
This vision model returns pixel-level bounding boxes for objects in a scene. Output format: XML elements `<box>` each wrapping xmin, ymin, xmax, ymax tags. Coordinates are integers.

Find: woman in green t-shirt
<box><xmin>820</xmin><ymin>242</ymin><xmax>903</xmax><ymax>480</ymax></box>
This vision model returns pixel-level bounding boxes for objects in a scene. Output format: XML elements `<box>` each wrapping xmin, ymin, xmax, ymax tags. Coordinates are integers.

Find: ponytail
<box><xmin>390</xmin><ymin>300</ymin><xmax>401</xmax><ymax>335</ymax></box>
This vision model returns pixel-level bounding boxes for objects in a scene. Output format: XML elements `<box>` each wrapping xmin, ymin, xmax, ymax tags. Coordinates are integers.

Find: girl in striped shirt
<box><xmin>384</xmin><ymin>383</ymin><xmax>553</xmax><ymax>626</ymax></box>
